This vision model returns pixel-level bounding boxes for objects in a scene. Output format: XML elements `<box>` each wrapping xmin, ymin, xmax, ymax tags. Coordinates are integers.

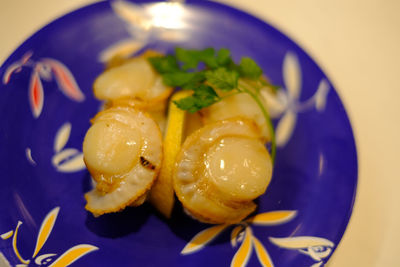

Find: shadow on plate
<box><xmin>156</xmin><ymin>197</ymin><xmax>261</xmax><ymax>245</ymax></box>
<box><xmin>82</xmin><ymin>172</ymin><xmax>152</xmax><ymax>238</ymax></box>
<box><xmin>84</xmin><ymin>204</ymin><xmax>152</xmax><ymax>238</ymax></box>
<box><xmin>81</xmin><ymin>171</ymin><xmax>260</xmax><ymax>245</ymax></box>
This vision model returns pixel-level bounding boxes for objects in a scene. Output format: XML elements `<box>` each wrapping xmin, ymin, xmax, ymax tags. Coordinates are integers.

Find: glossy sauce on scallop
<box><xmin>173</xmin><ymin>118</ymin><xmax>272</xmax><ymax>223</ymax></box>
<box><xmin>83</xmin><ymin>120</ymin><xmax>141</xmax><ymax>175</ymax></box>
<box><xmin>204</xmin><ymin>136</ymin><xmax>272</xmax><ymax>202</ymax></box>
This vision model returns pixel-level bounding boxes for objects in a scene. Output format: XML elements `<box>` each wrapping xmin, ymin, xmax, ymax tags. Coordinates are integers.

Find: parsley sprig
<box><xmin>148</xmin><ymin>47</ymin><xmax>278</xmax><ymax>161</ymax></box>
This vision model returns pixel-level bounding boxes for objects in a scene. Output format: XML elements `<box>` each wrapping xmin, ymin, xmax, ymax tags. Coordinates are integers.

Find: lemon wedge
<box><xmin>149</xmin><ymin>90</ymin><xmax>192</xmax><ymax>218</ymax></box>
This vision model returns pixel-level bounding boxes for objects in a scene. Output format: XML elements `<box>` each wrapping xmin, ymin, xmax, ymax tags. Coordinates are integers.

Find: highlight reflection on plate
<box><xmin>0</xmin><ymin>1</ymin><xmax>357</xmax><ymax>266</ymax></box>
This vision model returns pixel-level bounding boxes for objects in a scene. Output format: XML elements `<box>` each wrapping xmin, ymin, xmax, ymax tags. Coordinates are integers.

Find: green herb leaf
<box><xmin>216</xmin><ymin>48</ymin><xmax>231</xmax><ymax>66</ymax></box>
<box><xmin>175</xmin><ymin>47</ymin><xmax>199</xmax><ymax>70</ymax></box>
<box><xmin>193</xmin><ymin>84</ymin><xmax>219</xmax><ymax>98</ymax></box>
<box><xmin>239</xmin><ymin>57</ymin><xmax>262</xmax><ymax>79</ymax></box>
<box><xmin>182</xmin><ymin>72</ymin><xmax>207</xmax><ymax>89</ymax></box>
<box><xmin>175</xmin><ymin>47</ymin><xmax>218</xmax><ymax>70</ymax></box>
<box><xmin>205</xmin><ymin>68</ymin><xmax>239</xmax><ymax>91</ymax></box>
<box><xmin>148</xmin><ymin>55</ymin><xmax>180</xmax><ymax>73</ymax></box>
<box><xmin>173</xmin><ymin>96</ymin><xmax>198</xmax><ymax>113</ymax></box>
<box><xmin>174</xmin><ymin>85</ymin><xmax>219</xmax><ymax>113</ymax></box>
<box><xmin>162</xmin><ymin>71</ymin><xmax>205</xmax><ymax>88</ymax></box>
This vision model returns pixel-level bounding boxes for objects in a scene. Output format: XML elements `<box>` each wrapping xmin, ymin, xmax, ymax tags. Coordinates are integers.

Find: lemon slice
<box><xmin>149</xmin><ymin>90</ymin><xmax>192</xmax><ymax>218</ymax></box>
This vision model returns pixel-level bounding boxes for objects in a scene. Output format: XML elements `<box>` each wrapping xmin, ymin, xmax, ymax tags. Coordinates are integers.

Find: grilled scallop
<box><xmin>173</xmin><ymin>118</ymin><xmax>273</xmax><ymax>224</ymax></box>
<box><xmin>93</xmin><ymin>56</ymin><xmax>173</xmax><ymax>111</ymax></box>
<box><xmin>102</xmin><ymin>96</ymin><xmax>168</xmax><ymax>135</ymax></box>
<box><xmin>199</xmin><ymin>92</ymin><xmax>270</xmax><ymax>142</ymax></box>
<box><xmin>94</xmin><ymin>52</ymin><xmax>173</xmax><ymax>134</ymax></box>
<box><xmin>83</xmin><ymin>106</ymin><xmax>162</xmax><ymax>216</ymax></box>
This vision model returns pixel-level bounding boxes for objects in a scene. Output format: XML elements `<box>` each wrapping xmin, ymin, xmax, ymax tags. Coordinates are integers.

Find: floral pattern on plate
<box><xmin>3</xmin><ymin>52</ymin><xmax>85</xmax><ymax>118</ymax></box>
<box><xmin>1</xmin><ymin>207</ymin><xmax>98</xmax><ymax>267</ymax></box>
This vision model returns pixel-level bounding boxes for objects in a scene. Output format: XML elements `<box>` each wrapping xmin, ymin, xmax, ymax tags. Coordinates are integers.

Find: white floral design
<box><xmin>3</xmin><ymin>52</ymin><xmax>85</xmax><ymax>118</ymax></box>
<box><xmin>52</xmin><ymin>122</ymin><xmax>85</xmax><ymax>172</ymax></box>
<box><xmin>269</xmin><ymin>236</ymin><xmax>334</xmax><ymax>266</ymax></box>
<box><xmin>262</xmin><ymin>52</ymin><xmax>330</xmax><ymax>147</ymax></box>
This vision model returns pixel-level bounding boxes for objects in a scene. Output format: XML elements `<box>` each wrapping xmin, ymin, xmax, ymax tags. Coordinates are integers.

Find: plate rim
<box><xmin>0</xmin><ymin>0</ymin><xmax>358</xmax><ymax>266</ymax></box>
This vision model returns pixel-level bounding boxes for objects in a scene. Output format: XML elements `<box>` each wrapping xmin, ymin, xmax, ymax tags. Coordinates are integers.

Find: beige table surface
<box><xmin>1</xmin><ymin>0</ymin><xmax>399</xmax><ymax>266</ymax></box>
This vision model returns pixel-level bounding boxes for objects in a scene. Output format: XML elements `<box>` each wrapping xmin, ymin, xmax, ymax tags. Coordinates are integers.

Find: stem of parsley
<box><xmin>238</xmin><ymin>85</ymin><xmax>276</xmax><ymax>163</ymax></box>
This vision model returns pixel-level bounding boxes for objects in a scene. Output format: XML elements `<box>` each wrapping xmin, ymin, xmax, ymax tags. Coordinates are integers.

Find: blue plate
<box><xmin>0</xmin><ymin>1</ymin><xmax>357</xmax><ymax>266</ymax></box>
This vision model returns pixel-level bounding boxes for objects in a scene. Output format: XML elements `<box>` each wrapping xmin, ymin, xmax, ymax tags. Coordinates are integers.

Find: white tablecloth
<box><xmin>1</xmin><ymin>0</ymin><xmax>399</xmax><ymax>266</ymax></box>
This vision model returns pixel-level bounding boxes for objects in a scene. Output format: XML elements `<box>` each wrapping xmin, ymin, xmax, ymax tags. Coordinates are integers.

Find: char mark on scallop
<box><xmin>140</xmin><ymin>156</ymin><xmax>156</xmax><ymax>170</ymax></box>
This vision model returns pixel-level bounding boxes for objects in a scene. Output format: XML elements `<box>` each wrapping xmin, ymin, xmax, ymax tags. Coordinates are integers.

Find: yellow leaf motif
<box><xmin>0</xmin><ymin>230</ymin><xmax>13</xmax><ymax>240</ymax></box>
<box><xmin>247</xmin><ymin>211</ymin><xmax>297</xmax><ymax>226</ymax></box>
<box><xmin>180</xmin><ymin>210</ymin><xmax>298</xmax><ymax>265</ymax></box>
<box><xmin>252</xmin><ymin>236</ymin><xmax>273</xmax><ymax>267</ymax></box>
<box><xmin>230</xmin><ymin>225</ymin><xmax>244</xmax><ymax>247</ymax></box>
<box><xmin>1</xmin><ymin>206</ymin><xmax>98</xmax><ymax>266</ymax></box>
<box><xmin>231</xmin><ymin>227</ymin><xmax>253</xmax><ymax>267</ymax></box>
<box><xmin>32</xmin><ymin>207</ymin><xmax>60</xmax><ymax>258</ymax></box>
<box><xmin>181</xmin><ymin>224</ymin><xmax>228</xmax><ymax>255</ymax></box>
<box><xmin>13</xmin><ymin>221</ymin><xmax>30</xmax><ymax>265</ymax></box>
<box><xmin>49</xmin><ymin>244</ymin><xmax>99</xmax><ymax>267</ymax></box>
